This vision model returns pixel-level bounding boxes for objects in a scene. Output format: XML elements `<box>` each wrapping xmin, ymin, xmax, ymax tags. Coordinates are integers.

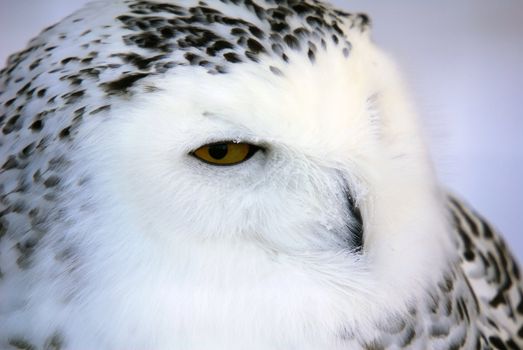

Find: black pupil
<box><xmin>208</xmin><ymin>144</ymin><xmax>229</xmax><ymax>160</ymax></box>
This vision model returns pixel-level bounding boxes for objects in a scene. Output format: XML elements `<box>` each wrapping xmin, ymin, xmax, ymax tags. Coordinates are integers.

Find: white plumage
<box><xmin>0</xmin><ymin>0</ymin><xmax>521</xmax><ymax>349</ymax></box>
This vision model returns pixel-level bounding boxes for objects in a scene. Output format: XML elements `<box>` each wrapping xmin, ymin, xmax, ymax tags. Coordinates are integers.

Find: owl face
<box><xmin>81</xmin><ymin>40</ymin><xmax>378</xmax><ymax>254</ymax></box>
<box><xmin>53</xmin><ymin>26</ymin><xmax>451</xmax><ymax>343</ymax></box>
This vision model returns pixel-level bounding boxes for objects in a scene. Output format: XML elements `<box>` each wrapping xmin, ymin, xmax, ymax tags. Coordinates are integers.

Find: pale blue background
<box><xmin>1</xmin><ymin>1</ymin><xmax>522</xmax><ymax>260</ymax></box>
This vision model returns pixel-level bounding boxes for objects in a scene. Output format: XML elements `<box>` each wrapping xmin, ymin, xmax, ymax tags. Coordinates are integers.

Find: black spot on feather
<box><xmin>103</xmin><ymin>73</ymin><xmax>149</xmax><ymax>94</ymax></box>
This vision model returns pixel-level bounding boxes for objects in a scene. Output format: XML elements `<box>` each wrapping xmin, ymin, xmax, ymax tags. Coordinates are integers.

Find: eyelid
<box><xmin>189</xmin><ymin>138</ymin><xmax>269</xmax><ymax>153</ymax></box>
<box><xmin>195</xmin><ymin>137</ymin><xmax>265</xmax><ymax>147</ymax></box>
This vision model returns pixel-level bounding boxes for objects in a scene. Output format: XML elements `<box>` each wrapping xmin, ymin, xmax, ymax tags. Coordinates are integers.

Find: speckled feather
<box><xmin>0</xmin><ymin>0</ymin><xmax>522</xmax><ymax>349</ymax></box>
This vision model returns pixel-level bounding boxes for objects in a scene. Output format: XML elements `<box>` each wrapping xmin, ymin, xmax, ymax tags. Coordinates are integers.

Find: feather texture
<box><xmin>0</xmin><ymin>0</ymin><xmax>521</xmax><ymax>349</ymax></box>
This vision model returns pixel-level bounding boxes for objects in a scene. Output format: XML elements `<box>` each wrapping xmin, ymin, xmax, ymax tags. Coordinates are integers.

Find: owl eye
<box><xmin>191</xmin><ymin>142</ymin><xmax>261</xmax><ymax>166</ymax></box>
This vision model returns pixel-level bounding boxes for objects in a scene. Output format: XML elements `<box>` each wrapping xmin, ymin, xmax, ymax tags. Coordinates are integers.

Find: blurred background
<box><xmin>1</xmin><ymin>0</ymin><xmax>522</xmax><ymax>260</ymax></box>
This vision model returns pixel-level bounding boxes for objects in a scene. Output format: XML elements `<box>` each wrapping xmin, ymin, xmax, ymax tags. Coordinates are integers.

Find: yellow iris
<box><xmin>192</xmin><ymin>142</ymin><xmax>258</xmax><ymax>166</ymax></box>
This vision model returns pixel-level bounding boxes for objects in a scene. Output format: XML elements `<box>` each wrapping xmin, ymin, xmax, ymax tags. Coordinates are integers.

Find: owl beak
<box><xmin>345</xmin><ymin>187</ymin><xmax>364</xmax><ymax>253</ymax></box>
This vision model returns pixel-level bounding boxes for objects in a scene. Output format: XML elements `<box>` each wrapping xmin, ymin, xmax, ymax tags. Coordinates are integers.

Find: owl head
<box><xmin>0</xmin><ymin>0</ymin><xmax>453</xmax><ymax>345</ymax></box>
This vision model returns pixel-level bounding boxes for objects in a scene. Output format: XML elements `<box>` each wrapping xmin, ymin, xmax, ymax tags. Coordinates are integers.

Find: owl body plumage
<box><xmin>0</xmin><ymin>0</ymin><xmax>521</xmax><ymax>349</ymax></box>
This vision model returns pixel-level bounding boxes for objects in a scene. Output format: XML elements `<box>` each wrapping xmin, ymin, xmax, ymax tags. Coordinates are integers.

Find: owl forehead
<box><xmin>114</xmin><ymin>0</ymin><xmax>371</xmax><ymax>134</ymax></box>
<box><xmin>112</xmin><ymin>0</ymin><xmax>360</xmax><ymax>79</ymax></box>
<box><xmin>139</xmin><ymin>58</ymin><xmax>370</xmax><ymax>160</ymax></box>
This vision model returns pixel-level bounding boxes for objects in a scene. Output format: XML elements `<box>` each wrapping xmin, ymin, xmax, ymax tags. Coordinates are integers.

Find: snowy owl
<box><xmin>0</xmin><ymin>0</ymin><xmax>521</xmax><ymax>349</ymax></box>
